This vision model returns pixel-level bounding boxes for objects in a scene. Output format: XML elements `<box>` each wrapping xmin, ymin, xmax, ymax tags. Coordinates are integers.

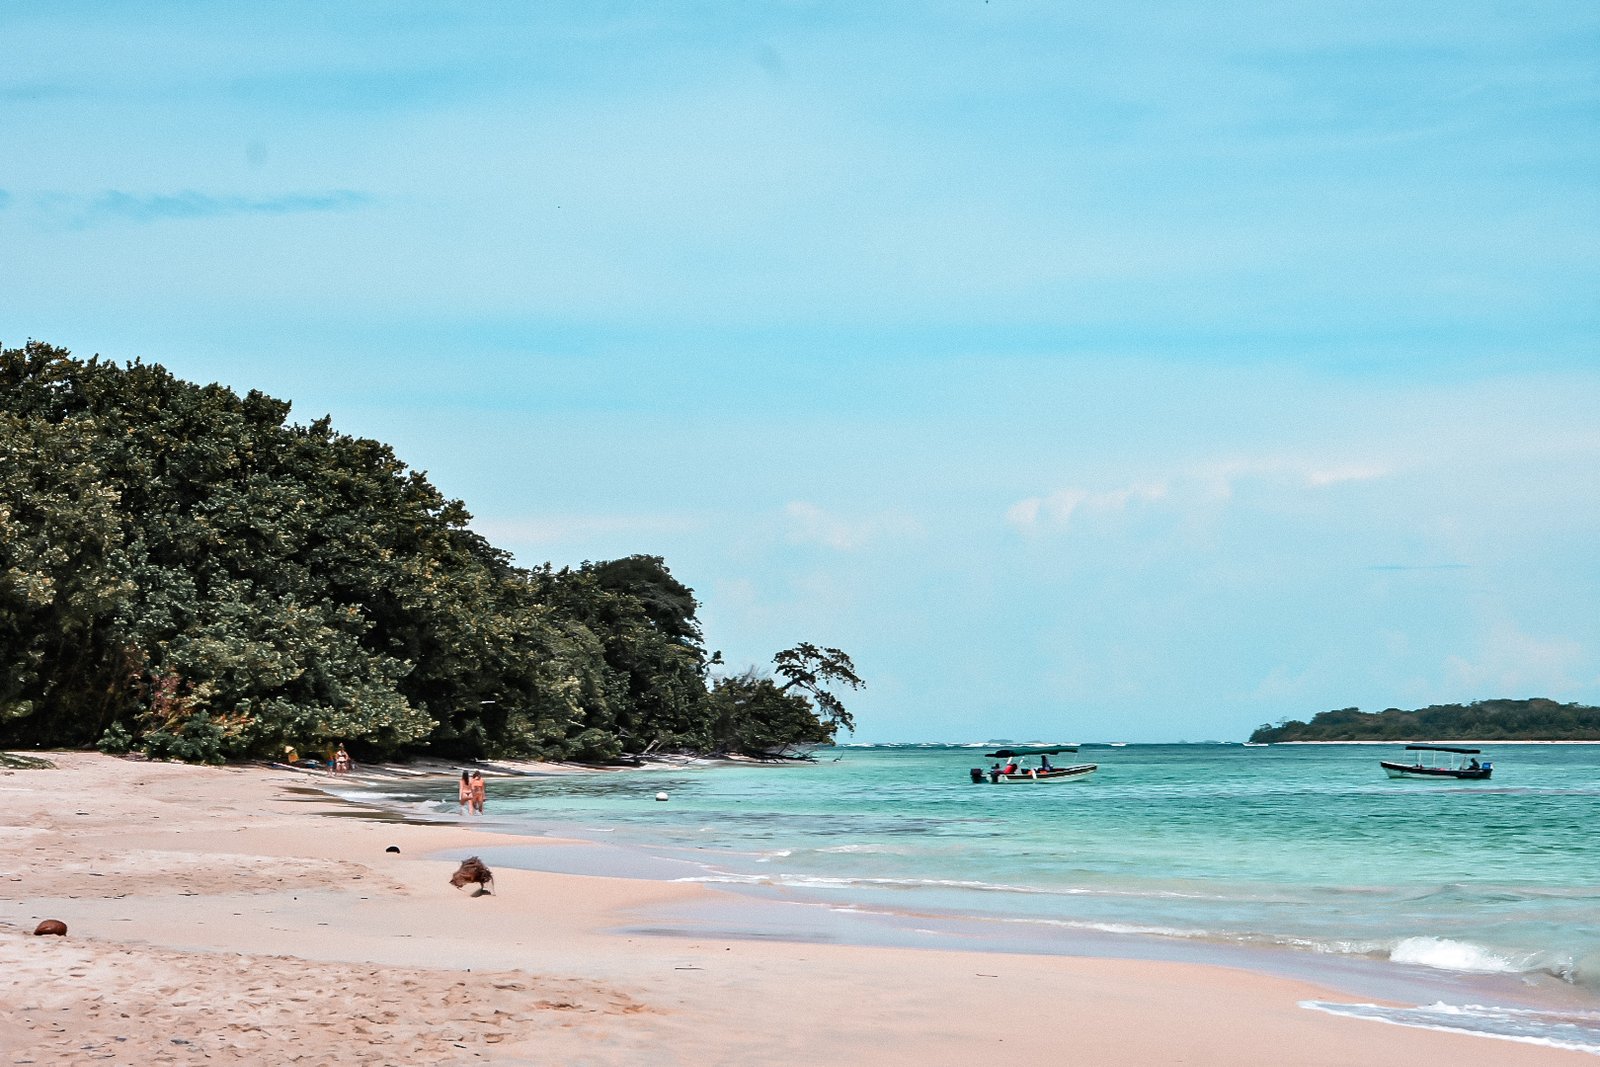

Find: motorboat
<box><xmin>1380</xmin><ymin>744</ymin><xmax>1492</xmax><ymax>781</ymax></box>
<box><xmin>970</xmin><ymin>746</ymin><xmax>1097</xmax><ymax>784</ymax></box>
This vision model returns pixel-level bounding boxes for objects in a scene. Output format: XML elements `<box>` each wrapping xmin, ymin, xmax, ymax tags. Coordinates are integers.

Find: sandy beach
<box><xmin>1</xmin><ymin>753</ymin><xmax>1590</xmax><ymax>1066</ymax></box>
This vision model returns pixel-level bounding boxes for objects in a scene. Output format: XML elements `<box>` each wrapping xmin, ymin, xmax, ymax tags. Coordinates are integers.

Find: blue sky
<box><xmin>4</xmin><ymin>2</ymin><xmax>1598</xmax><ymax>741</ymax></box>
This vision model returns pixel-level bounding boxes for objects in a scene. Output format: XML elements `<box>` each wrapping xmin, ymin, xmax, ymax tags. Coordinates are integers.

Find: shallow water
<box><xmin>347</xmin><ymin>742</ymin><xmax>1600</xmax><ymax>1053</ymax></box>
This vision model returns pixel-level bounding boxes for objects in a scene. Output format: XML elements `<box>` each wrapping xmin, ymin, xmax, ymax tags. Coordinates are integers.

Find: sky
<box><xmin>4</xmin><ymin>2</ymin><xmax>1598</xmax><ymax>742</ymax></box>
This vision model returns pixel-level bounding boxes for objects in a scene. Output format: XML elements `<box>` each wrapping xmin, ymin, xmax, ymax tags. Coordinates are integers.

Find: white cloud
<box><xmin>1006</xmin><ymin>483</ymin><xmax>1166</xmax><ymax>533</ymax></box>
<box><xmin>1195</xmin><ymin>457</ymin><xmax>1391</xmax><ymax>499</ymax></box>
<box><xmin>783</xmin><ymin>501</ymin><xmax>923</xmax><ymax>551</ymax></box>
<box><xmin>1304</xmin><ymin>463</ymin><xmax>1389</xmax><ymax>488</ymax></box>
<box><xmin>1009</xmin><ymin>456</ymin><xmax>1389</xmax><ymax>533</ymax></box>
<box><xmin>1444</xmin><ymin>623</ymin><xmax>1589</xmax><ymax>696</ymax></box>
<box><xmin>1252</xmin><ymin>665</ymin><xmax>1316</xmax><ymax>702</ymax></box>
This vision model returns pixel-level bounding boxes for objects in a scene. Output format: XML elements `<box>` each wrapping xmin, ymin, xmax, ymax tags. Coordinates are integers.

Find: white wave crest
<box><xmin>1389</xmin><ymin>936</ymin><xmax>1536</xmax><ymax>975</ymax></box>
<box><xmin>817</xmin><ymin>844</ymin><xmax>901</xmax><ymax>854</ymax></box>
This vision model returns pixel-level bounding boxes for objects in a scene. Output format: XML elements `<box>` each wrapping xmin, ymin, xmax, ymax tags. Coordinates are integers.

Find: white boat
<box><xmin>1380</xmin><ymin>744</ymin><xmax>1492</xmax><ymax>781</ymax></box>
<box><xmin>969</xmin><ymin>747</ymin><xmax>1098</xmax><ymax>784</ymax></box>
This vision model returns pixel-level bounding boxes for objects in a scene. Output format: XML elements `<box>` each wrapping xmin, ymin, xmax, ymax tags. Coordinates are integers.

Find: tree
<box><xmin>1</xmin><ymin>342</ymin><xmax>868</xmax><ymax>761</ymax></box>
<box><xmin>0</xmin><ymin>411</ymin><xmax>132</xmax><ymax>743</ymax></box>
<box><xmin>706</xmin><ymin>670</ymin><xmax>829</xmax><ymax>756</ymax></box>
<box><xmin>772</xmin><ymin>642</ymin><xmax>863</xmax><ymax>736</ymax></box>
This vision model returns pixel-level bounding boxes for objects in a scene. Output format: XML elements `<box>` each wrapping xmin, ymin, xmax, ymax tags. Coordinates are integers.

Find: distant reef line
<box><xmin>1249</xmin><ymin>698</ymin><xmax>1600</xmax><ymax>744</ymax></box>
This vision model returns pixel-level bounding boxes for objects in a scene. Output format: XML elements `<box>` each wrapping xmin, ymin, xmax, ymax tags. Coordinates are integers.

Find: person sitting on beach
<box><xmin>458</xmin><ymin>771</ymin><xmax>472</xmax><ymax>815</ymax></box>
<box><xmin>470</xmin><ymin>770</ymin><xmax>486</xmax><ymax>815</ymax></box>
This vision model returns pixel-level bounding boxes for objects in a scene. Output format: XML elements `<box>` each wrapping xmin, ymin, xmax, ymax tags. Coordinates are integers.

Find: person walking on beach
<box><xmin>470</xmin><ymin>770</ymin><xmax>486</xmax><ymax>815</ymax></box>
<box><xmin>458</xmin><ymin>771</ymin><xmax>473</xmax><ymax>815</ymax></box>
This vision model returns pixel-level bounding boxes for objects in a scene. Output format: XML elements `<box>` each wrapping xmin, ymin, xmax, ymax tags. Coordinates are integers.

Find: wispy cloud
<box><xmin>1194</xmin><ymin>458</ymin><xmax>1391</xmax><ymax>502</ymax></box>
<box><xmin>1304</xmin><ymin>463</ymin><xmax>1390</xmax><ymax>488</ymax></box>
<box><xmin>471</xmin><ymin>513</ymin><xmax>703</xmax><ymax>546</ymax></box>
<box><xmin>1366</xmin><ymin>563</ymin><xmax>1470</xmax><ymax>572</ymax></box>
<box><xmin>784</xmin><ymin>501</ymin><xmax>923</xmax><ymax>551</ymax></box>
<box><xmin>1445</xmin><ymin>623</ymin><xmax>1589</xmax><ymax>696</ymax></box>
<box><xmin>1005</xmin><ymin>483</ymin><xmax>1168</xmax><ymax>533</ymax></box>
<box><xmin>56</xmin><ymin>189</ymin><xmax>372</xmax><ymax>228</ymax></box>
<box><xmin>1009</xmin><ymin>457</ymin><xmax>1392</xmax><ymax>534</ymax></box>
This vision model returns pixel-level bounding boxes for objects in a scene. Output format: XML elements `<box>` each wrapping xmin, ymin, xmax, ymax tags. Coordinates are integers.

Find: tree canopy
<box><xmin>0</xmin><ymin>342</ymin><xmax>862</xmax><ymax>762</ymax></box>
<box><xmin>1249</xmin><ymin>698</ymin><xmax>1600</xmax><ymax>743</ymax></box>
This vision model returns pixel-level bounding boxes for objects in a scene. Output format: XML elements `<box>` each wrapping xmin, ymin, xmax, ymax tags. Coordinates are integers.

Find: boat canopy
<box><xmin>1404</xmin><ymin>744</ymin><xmax>1480</xmax><ymax>754</ymax></box>
<box><xmin>984</xmin><ymin>746</ymin><xmax>1078</xmax><ymax>758</ymax></box>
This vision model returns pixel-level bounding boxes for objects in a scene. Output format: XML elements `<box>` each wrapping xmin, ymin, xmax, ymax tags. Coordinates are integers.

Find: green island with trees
<box><xmin>1249</xmin><ymin>698</ymin><xmax>1600</xmax><ymax>743</ymax></box>
<box><xmin>1</xmin><ymin>341</ymin><xmax>862</xmax><ymax>764</ymax></box>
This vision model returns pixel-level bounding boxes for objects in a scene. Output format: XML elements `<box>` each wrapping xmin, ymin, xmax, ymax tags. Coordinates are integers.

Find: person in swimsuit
<box><xmin>458</xmin><ymin>771</ymin><xmax>472</xmax><ymax>815</ymax></box>
<box><xmin>470</xmin><ymin>770</ymin><xmax>486</xmax><ymax>815</ymax></box>
<box><xmin>334</xmin><ymin>745</ymin><xmax>352</xmax><ymax>774</ymax></box>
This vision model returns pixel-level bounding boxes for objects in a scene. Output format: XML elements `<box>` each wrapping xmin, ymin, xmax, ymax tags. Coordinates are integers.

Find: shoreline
<box><xmin>1264</xmin><ymin>739</ymin><xmax>1600</xmax><ymax>745</ymax></box>
<box><xmin>336</xmin><ymin>763</ymin><xmax>1600</xmax><ymax>1034</ymax></box>
<box><xmin>3</xmin><ymin>752</ymin><xmax>1594</xmax><ymax>1064</ymax></box>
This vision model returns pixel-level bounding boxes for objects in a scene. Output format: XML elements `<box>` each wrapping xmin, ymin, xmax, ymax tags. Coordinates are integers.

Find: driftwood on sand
<box><xmin>449</xmin><ymin>856</ymin><xmax>494</xmax><ymax>896</ymax></box>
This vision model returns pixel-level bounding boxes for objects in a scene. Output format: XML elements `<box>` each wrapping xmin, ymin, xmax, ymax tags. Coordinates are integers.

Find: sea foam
<box><xmin>1389</xmin><ymin>936</ymin><xmax>1539</xmax><ymax>975</ymax></box>
<box><xmin>1301</xmin><ymin>1001</ymin><xmax>1600</xmax><ymax>1057</ymax></box>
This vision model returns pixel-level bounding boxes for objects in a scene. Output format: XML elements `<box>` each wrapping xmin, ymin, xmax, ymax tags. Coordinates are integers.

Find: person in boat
<box><xmin>1468</xmin><ymin>758</ymin><xmax>1480</xmax><ymax>771</ymax></box>
<box><xmin>1039</xmin><ymin>754</ymin><xmax>1053</xmax><ymax>770</ymax></box>
<box><xmin>1002</xmin><ymin>761</ymin><xmax>1018</xmax><ymax>775</ymax></box>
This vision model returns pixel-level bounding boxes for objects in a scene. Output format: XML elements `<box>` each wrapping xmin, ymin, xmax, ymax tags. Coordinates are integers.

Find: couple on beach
<box><xmin>458</xmin><ymin>770</ymin><xmax>486</xmax><ymax>815</ymax></box>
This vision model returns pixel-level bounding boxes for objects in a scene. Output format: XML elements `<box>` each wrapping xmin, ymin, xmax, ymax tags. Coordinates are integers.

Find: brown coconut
<box><xmin>33</xmin><ymin>919</ymin><xmax>67</xmax><ymax>936</ymax></box>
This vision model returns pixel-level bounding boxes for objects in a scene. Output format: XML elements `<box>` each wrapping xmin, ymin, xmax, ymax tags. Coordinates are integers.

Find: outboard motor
<box><xmin>970</xmin><ymin>767</ymin><xmax>985</xmax><ymax>784</ymax></box>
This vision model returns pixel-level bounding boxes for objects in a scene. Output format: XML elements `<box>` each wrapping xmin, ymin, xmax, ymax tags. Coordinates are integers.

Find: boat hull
<box><xmin>995</xmin><ymin>763</ymin><xmax>1098</xmax><ymax>783</ymax></box>
<box><xmin>1380</xmin><ymin>761</ymin><xmax>1491</xmax><ymax>781</ymax></box>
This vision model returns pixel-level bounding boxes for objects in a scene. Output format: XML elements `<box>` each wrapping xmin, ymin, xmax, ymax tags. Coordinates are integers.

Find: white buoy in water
<box><xmin>655</xmin><ymin>792</ymin><xmax>669</xmax><ymax>802</ymax></box>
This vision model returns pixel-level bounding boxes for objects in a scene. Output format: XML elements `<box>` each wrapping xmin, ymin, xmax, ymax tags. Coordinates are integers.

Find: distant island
<box><xmin>1249</xmin><ymin>698</ymin><xmax>1600</xmax><ymax>743</ymax></box>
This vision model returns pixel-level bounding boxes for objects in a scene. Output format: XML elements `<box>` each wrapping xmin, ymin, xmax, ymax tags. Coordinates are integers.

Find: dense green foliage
<box><xmin>1249</xmin><ymin>698</ymin><xmax>1600</xmax><ymax>743</ymax></box>
<box><xmin>0</xmin><ymin>342</ymin><xmax>861</xmax><ymax>762</ymax></box>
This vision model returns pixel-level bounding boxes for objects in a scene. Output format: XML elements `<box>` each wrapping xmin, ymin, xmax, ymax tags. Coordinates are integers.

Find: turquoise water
<box><xmin>351</xmin><ymin>743</ymin><xmax>1600</xmax><ymax>1053</ymax></box>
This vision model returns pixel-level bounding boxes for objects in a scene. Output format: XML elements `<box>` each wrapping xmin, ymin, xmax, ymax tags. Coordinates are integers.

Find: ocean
<box><xmin>345</xmin><ymin>742</ymin><xmax>1600</xmax><ymax>1055</ymax></box>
